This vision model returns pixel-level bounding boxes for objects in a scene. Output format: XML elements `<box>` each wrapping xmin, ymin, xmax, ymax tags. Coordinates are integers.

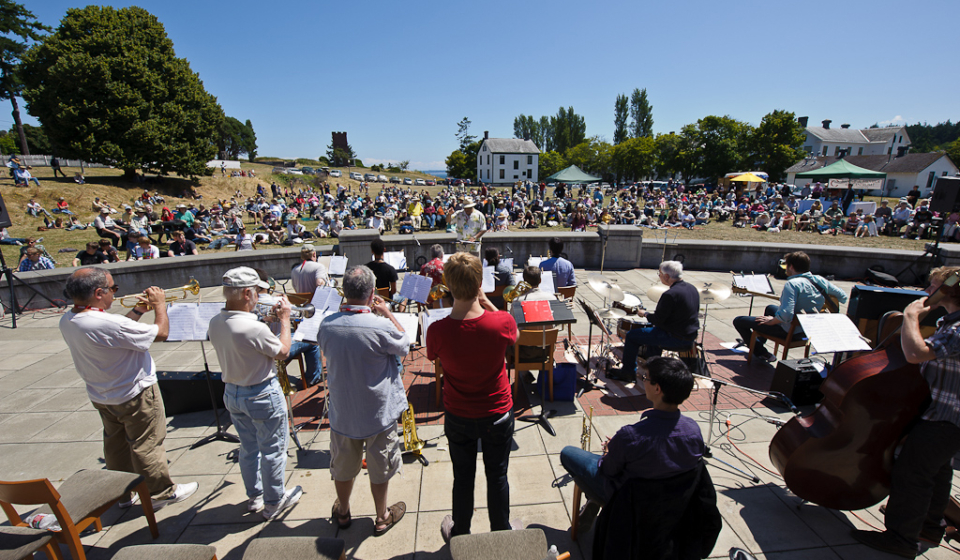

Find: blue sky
<box><xmin>21</xmin><ymin>0</ymin><xmax>960</xmax><ymax>170</ymax></box>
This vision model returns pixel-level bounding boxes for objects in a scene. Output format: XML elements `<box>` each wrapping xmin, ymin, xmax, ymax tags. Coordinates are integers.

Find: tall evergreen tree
<box><xmin>613</xmin><ymin>94</ymin><xmax>629</xmax><ymax>145</ymax></box>
<box><xmin>455</xmin><ymin>117</ymin><xmax>476</xmax><ymax>152</ymax></box>
<box><xmin>629</xmin><ymin>88</ymin><xmax>654</xmax><ymax>138</ymax></box>
<box><xmin>21</xmin><ymin>6</ymin><xmax>223</xmax><ymax>178</ymax></box>
<box><xmin>0</xmin><ymin>0</ymin><xmax>49</xmax><ymax>155</ymax></box>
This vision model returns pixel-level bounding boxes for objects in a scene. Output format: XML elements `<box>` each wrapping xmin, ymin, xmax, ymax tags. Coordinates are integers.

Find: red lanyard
<box><xmin>74</xmin><ymin>306</ymin><xmax>105</xmax><ymax>313</ymax></box>
<box><xmin>340</xmin><ymin>305</ymin><xmax>371</xmax><ymax>314</ymax></box>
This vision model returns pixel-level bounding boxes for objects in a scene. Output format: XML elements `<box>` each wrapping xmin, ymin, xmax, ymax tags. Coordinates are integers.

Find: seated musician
<box><xmin>560</xmin><ymin>357</ymin><xmax>704</xmax><ymax>534</ymax></box>
<box><xmin>853</xmin><ymin>266</ymin><xmax>960</xmax><ymax>558</ymax></box>
<box><xmin>732</xmin><ymin>251</ymin><xmax>847</xmax><ymax>363</ymax></box>
<box><xmin>365</xmin><ymin>238</ymin><xmax>398</xmax><ymax>297</ymax></box>
<box><xmin>420</xmin><ymin>244</ymin><xmax>444</xmax><ymax>287</ymax></box>
<box><xmin>608</xmin><ymin>261</ymin><xmax>699</xmax><ymax>383</ymax></box>
<box><xmin>539</xmin><ymin>237</ymin><xmax>576</xmax><ymax>288</ymax></box>
<box><xmin>484</xmin><ymin>248</ymin><xmax>516</xmax><ymax>310</ymax></box>
<box><xmin>509</xmin><ymin>266</ymin><xmax>557</xmax><ymax>308</ymax></box>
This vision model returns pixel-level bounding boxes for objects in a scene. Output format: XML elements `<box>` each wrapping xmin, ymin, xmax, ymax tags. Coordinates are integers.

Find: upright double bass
<box><xmin>769</xmin><ymin>273</ymin><xmax>959</xmax><ymax>511</ymax></box>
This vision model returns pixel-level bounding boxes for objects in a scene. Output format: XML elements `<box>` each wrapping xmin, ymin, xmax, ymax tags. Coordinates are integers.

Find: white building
<box><xmin>800</xmin><ymin>118</ymin><xmax>911</xmax><ymax>158</ymax></box>
<box><xmin>476</xmin><ymin>134</ymin><xmax>540</xmax><ymax>185</ymax></box>
<box><xmin>785</xmin><ymin>152</ymin><xmax>958</xmax><ymax>198</ymax></box>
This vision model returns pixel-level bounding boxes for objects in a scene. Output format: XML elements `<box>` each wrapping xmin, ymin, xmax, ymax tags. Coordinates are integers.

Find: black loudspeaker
<box><xmin>156</xmin><ymin>370</ymin><xmax>224</xmax><ymax>416</ymax></box>
<box><xmin>0</xmin><ymin>190</ymin><xmax>11</xmax><ymax>229</ymax></box>
<box><xmin>930</xmin><ymin>176</ymin><xmax>960</xmax><ymax>213</ymax></box>
<box><xmin>770</xmin><ymin>358</ymin><xmax>825</xmax><ymax>406</ymax></box>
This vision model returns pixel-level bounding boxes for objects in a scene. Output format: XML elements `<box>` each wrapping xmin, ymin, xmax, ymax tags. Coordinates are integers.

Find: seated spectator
<box><xmin>874</xmin><ymin>200</ymin><xmax>892</xmax><ymax>232</ymax></box>
<box><xmin>367</xmin><ymin>212</ymin><xmax>385</xmax><ymax>233</ymax></box>
<box><xmin>521</xmin><ymin>211</ymin><xmax>537</xmax><ymax>229</ymax></box>
<box><xmin>73</xmin><ymin>242</ymin><xmax>108</xmax><ymax>266</ymax></box>
<box><xmin>943</xmin><ymin>212</ymin><xmax>960</xmax><ymax>242</ymax></box>
<box><xmin>888</xmin><ymin>201</ymin><xmax>912</xmax><ymax>236</ymax></box>
<box><xmin>26</xmin><ymin>198</ymin><xmax>51</xmax><ymax>218</ymax></box>
<box><xmin>235</xmin><ymin>226</ymin><xmax>256</xmax><ymax>251</ymax></box>
<box><xmin>795</xmin><ymin>212</ymin><xmax>813</xmax><ymax>232</ymax></box>
<box><xmin>94</xmin><ymin>207</ymin><xmax>127</xmax><ymax>248</ymax></box>
<box><xmin>43</xmin><ymin>216</ymin><xmax>65</xmax><ymax>229</ymax></box>
<box><xmin>65</xmin><ymin>215</ymin><xmax>87</xmax><ymax>231</ymax></box>
<box><xmin>855</xmin><ymin>215</ymin><xmax>879</xmax><ymax>238</ymax></box>
<box><xmin>130</xmin><ymin>236</ymin><xmax>160</xmax><ymax>260</ymax></box>
<box><xmin>664</xmin><ymin>210</ymin><xmax>683</xmax><ymax>228</ymax></box>
<box><xmin>752</xmin><ymin>212</ymin><xmax>771</xmax><ymax>231</ymax></box>
<box><xmin>843</xmin><ymin>212</ymin><xmax>860</xmax><ymax>235</ymax></box>
<box><xmin>52</xmin><ymin>197</ymin><xmax>73</xmax><ymax>215</ymax></box>
<box><xmin>681</xmin><ymin>209</ymin><xmax>696</xmax><ymax>229</ymax></box>
<box><xmin>17</xmin><ymin>247</ymin><xmax>54</xmax><ymax>271</ymax></box>
<box><xmin>285</xmin><ymin>217</ymin><xmax>312</xmax><ymax>242</ymax></box>
<box><xmin>0</xmin><ymin>228</ymin><xmax>28</xmax><ymax>246</ymax></box>
<box><xmin>98</xmin><ymin>238</ymin><xmax>121</xmax><ymax>262</ymax></box>
<box><xmin>130</xmin><ymin>208</ymin><xmax>151</xmax><ymax>236</ymax></box>
<box><xmin>73</xmin><ymin>171</ymin><xmax>85</xmax><ymax>184</ymax></box>
<box><xmin>18</xmin><ymin>237</ymin><xmax>50</xmax><ymax>263</ymax></box>
<box><xmin>397</xmin><ymin>211</ymin><xmax>414</xmax><ymax>234</ymax></box>
<box><xmin>16</xmin><ymin>166</ymin><xmax>41</xmax><ymax>186</ymax></box>
<box><xmin>902</xmin><ymin>200</ymin><xmax>934</xmax><ymax>239</ymax></box>
<box><xmin>167</xmin><ymin>230</ymin><xmax>198</xmax><ymax>257</ymax></box>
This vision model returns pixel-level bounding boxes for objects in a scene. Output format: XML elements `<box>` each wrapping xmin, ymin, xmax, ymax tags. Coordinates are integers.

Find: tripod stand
<box><xmin>190</xmin><ymin>340</ymin><xmax>240</xmax><ymax>449</ymax></box>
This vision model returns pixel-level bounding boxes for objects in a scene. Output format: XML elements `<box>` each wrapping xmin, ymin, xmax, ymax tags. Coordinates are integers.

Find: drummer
<box><xmin>608</xmin><ymin>261</ymin><xmax>700</xmax><ymax>383</ymax></box>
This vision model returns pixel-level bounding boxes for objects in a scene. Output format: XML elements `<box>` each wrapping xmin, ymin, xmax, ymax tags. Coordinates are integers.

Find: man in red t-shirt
<box><xmin>426</xmin><ymin>252</ymin><xmax>519</xmax><ymax>543</ymax></box>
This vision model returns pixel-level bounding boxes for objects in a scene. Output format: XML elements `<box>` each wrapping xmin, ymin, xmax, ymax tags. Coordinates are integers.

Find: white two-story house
<box><xmin>476</xmin><ymin>134</ymin><xmax>540</xmax><ymax>185</ymax></box>
<box><xmin>800</xmin><ymin>117</ymin><xmax>911</xmax><ymax>158</ymax></box>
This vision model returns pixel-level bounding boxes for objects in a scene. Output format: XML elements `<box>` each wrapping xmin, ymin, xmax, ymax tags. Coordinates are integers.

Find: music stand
<box><xmin>190</xmin><ymin>340</ymin><xmax>240</xmax><ymax>449</ymax></box>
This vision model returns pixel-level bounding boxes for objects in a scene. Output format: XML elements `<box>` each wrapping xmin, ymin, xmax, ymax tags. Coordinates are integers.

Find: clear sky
<box><xmin>21</xmin><ymin>0</ymin><xmax>960</xmax><ymax>170</ymax></box>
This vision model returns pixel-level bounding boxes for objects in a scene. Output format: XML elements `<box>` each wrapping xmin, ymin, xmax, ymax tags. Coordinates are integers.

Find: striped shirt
<box><xmin>921</xmin><ymin>310</ymin><xmax>960</xmax><ymax>427</ymax></box>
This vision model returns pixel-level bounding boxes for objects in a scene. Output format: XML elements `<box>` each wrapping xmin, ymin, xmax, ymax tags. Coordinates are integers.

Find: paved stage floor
<box><xmin>1</xmin><ymin>267</ymin><xmax>955</xmax><ymax>559</ymax></box>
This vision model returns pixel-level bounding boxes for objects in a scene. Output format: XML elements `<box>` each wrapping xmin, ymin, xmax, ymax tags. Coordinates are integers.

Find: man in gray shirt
<box><xmin>318</xmin><ymin>265</ymin><xmax>410</xmax><ymax>536</ymax></box>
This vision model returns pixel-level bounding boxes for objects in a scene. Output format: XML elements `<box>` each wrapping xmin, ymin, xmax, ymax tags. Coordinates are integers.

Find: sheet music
<box><xmin>394</xmin><ymin>313</ymin><xmax>420</xmax><ymax>343</ymax></box>
<box><xmin>399</xmin><ymin>274</ymin><xmax>432</xmax><ymax>304</ymax></box>
<box><xmin>310</xmin><ymin>286</ymin><xmax>343</xmax><ymax>314</ymax></box>
<box><xmin>294</xmin><ymin>309</ymin><xmax>331</xmax><ymax>343</ymax></box>
<box><xmin>733</xmin><ymin>273</ymin><xmax>775</xmax><ymax>296</ymax></box>
<box><xmin>527</xmin><ymin>256</ymin><xmax>544</xmax><ymax>267</ymax></box>
<box><xmin>328</xmin><ymin>255</ymin><xmax>348</xmax><ymax>276</ymax></box>
<box><xmin>482</xmin><ymin>266</ymin><xmax>495</xmax><ymax>293</ymax></box>
<box><xmin>442</xmin><ymin>254</ymin><xmax>451</xmax><ymax>264</ymax></box>
<box><xmin>166</xmin><ymin>302</ymin><xmax>224</xmax><ymax>341</ymax></box>
<box><xmin>515</xmin><ymin>271</ymin><xmax>554</xmax><ymax>294</ymax></box>
<box><xmin>501</xmin><ymin>257</ymin><xmax>514</xmax><ymax>270</ymax></box>
<box><xmin>421</xmin><ymin>307</ymin><xmax>453</xmax><ymax>346</ymax></box>
<box><xmin>797</xmin><ymin>314</ymin><xmax>871</xmax><ymax>354</ymax></box>
<box><xmin>380</xmin><ymin>251</ymin><xmax>406</xmax><ymax>271</ymax></box>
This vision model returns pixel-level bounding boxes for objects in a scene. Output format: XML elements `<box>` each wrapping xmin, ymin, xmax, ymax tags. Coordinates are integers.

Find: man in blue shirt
<box><xmin>560</xmin><ymin>357</ymin><xmax>704</xmax><ymax>533</ymax></box>
<box><xmin>733</xmin><ymin>251</ymin><xmax>847</xmax><ymax>362</ymax></box>
<box><xmin>539</xmin><ymin>237</ymin><xmax>576</xmax><ymax>289</ymax></box>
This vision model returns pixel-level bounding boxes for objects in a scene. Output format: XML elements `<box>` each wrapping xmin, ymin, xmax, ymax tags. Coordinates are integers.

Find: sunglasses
<box><xmin>102</xmin><ymin>284</ymin><xmax>120</xmax><ymax>293</ymax></box>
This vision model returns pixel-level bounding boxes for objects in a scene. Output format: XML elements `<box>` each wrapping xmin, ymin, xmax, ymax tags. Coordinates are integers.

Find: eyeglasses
<box><xmin>102</xmin><ymin>284</ymin><xmax>120</xmax><ymax>293</ymax></box>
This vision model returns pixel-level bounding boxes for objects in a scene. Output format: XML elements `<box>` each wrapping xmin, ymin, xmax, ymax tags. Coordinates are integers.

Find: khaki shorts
<box><xmin>330</xmin><ymin>426</ymin><xmax>402</xmax><ymax>484</ymax></box>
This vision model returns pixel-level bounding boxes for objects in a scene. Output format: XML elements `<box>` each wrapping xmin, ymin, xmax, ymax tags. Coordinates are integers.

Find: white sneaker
<box><xmin>152</xmin><ymin>482</ymin><xmax>199</xmax><ymax>511</ymax></box>
<box><xmin>262</xmin><ymin>486</ymin><xmax>303</xmax><ymax>520</ymax></box>
<box><xmin>248</xmin><ymin>495</ymin><xmax>264</xmax><ymax>512</ymax></box>
<box><xmin>118</xmin><ymin>493</ymin><xmax>140</xmax><ymax>509</ymax></box>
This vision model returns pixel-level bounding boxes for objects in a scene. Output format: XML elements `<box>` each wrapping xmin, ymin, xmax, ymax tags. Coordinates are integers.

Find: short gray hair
<box><xmin>660</xmin><ymin>260</ymin><xmax>683</xmax><ymax>280</ymax></box>
<box><xmin>223</xmin><ymin>286</ymin><xmax>255</xmax><ymax>303</ymax></box>
<box><xmin>429</xmin><ymin>244</ymin><xmax>444</xmax><ymax>260</ymax></box>
<box><xmin>342</xmin><ymin>265</ymin><xmax>375</xmax><ymax>301</ymax></box>
<box><xmin>65</xmin><ymin>267</ymin><xmax>108</xmax><ymax>301</ymax></box>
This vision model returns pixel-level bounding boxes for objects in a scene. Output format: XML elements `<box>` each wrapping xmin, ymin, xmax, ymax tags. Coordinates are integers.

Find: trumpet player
<box><xmin>318</xmin><ymin>265</ymin><xmax>410</xmax><ymax>536</ymax></box>
<box><xmin>207</xmin><ymin>267</ymin><xmax>303</xmax><ymax>520</ymax></box>
<box><xmin>59</xmin><ymin>268</ymin><xmax>199</xmax><ymax>511</ymax></box>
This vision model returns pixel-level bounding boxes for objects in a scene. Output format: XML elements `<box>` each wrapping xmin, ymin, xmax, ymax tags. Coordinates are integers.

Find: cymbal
<box><xmin>695</xmin><ymin>282</ymin><xmax>732</xmax><ymax>304</ymax></box>
<box><xmin>587</xmin><ymin>277</ymin><xmax>624</xmax><ymax>302</ymax></box>
<box><xmin>596</xmin><ymin>307</ymin><xmax>627</xmax><ymax>319</ymax></box>
<box><xmin>646</xmin><ymin>284</ymin><xmax>668</xmax><ymax>303</ymax></box>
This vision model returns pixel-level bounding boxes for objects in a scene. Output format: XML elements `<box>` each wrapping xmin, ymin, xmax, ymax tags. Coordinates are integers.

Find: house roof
<box><xmin>786</xmin><ymin>152</ymin><xmax>953</xmax><ymax>175</ymax></box>
<box><xmin>482</xmin><ymin>138</ymin><xmax>540</xmax><ymax>154</ymax></box>
<box><xmin>862</xmin><ymin>127</ymin><xmax>902</xmax><ymax>142</ymax></box>
<box><xmin>804</xmin><ymin>125</ymin><xmax>909</xmax><ymax>145</ymax></box>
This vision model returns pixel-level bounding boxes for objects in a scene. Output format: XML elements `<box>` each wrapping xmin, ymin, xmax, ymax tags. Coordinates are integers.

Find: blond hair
<box><xmin>444</xmin><ymin>252</ymin><xmax>482</xmax><ymax>301</ymax></box>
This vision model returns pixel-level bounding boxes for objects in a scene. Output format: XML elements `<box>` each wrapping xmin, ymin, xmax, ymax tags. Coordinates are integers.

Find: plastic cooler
<box><xmin>536</xmin><ymin>362</ymin><xmax>577</xmax><ymax>401</ymax></box>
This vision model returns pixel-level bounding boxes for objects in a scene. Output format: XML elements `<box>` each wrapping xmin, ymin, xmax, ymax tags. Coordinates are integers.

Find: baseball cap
<box><xmin>222</xmin><ymin>267</ymin><xmax>269</xmax><ymax>290</ymax></box>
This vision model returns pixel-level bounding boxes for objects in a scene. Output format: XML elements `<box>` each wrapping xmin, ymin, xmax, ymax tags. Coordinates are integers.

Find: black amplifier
<box><xmin>770</xmin><ymin>358</ymin><xmax>825</xmax><ymax>406</ymax></box>
<box><xmin>157</xmin><ymin>370</ymin><xmax>224</xmax><ymax>416</ymax></box>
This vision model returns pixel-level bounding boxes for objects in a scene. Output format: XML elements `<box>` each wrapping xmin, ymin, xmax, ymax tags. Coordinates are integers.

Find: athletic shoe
<box><xmin>118</xmin><ymin>493</ymin><xmax>140</xmax><ymax>509</ymax></box>
<box><xmin>440</xmin><ymin>514</ymin><xmax>455</xmax><ymax>544</ymax></box>
<box><xmin>578</xmin><ymin>499</ymin><xmax>602</xmax><ymax>534</ymax></box>
<box><xmin>248</xmin><ymin>495</ymin><xmax>264</xmax><ymax>513</ymax></box>
<box><xmin>151</xmin><ymin>482</ymin><xmax>199</xmax><ymax>511</ymax></box>
<box><xmin>753</xmin><ymin>347</ymin><xmax>776</xmax><ymax>363</ymax></box>
<box><xmin>262</xmin><ymin>486</ymin><xmax>303</xmax><ymax>521</ymax></box>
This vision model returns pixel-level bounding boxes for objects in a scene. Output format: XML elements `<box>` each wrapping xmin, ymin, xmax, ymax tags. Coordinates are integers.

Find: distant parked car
<box><xmin>377</xmin><ymin>174</ymin><xmax>388</xmax><ymax>182</ymax></box>
<box><xmin>272</xmin><ymin>167</ymin><xmax>286</xmax><ymax>175</ymax></box>
<box><xmin>329</xmin><ymin>169</ymin><xmax>341</xmax><ymax>178</ymax></box>
<box><xmin>364</xmin><ymin>173</ymin><xmax>377</xmax><ymax>182</ymax></box>
<box><xmin>350</xmin><ymin>172</ymin><xmax>363</xmax><ymax>181</ymax></box>
<box><xmin>287</xmin><ymin>168</ymin><xmax>303</xmax><ymax>175</ymax></box>
<box><xmin>390</xmin><ymin>176</ymin><xmax>401</xmax><ymax>183</ymax></box>
<box><xmin>403</xmin><ymin>177</ymin><xmax>413</xmax><ymax>185</ymax></box>
<box><xmin>426</xmin><ymin>179</ymin><xmax>436</xmax><ymax>186</ymax></box>
<box><xmin>301</xmin><ymin>167</ymin><xmax>315</xmax><ymax>175</ymax></box>
<box><xmin>415</xmin><ymin>178</ymin><xmax>426</xmax><ymax>186</ymax></box>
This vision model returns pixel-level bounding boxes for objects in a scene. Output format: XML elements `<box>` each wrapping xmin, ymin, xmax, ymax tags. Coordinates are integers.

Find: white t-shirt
<box><xmin>133</xmin><ymin>245</ymin><xmax>160</xmax><ymax>260</ymax></box>
<box><xmin>59</xmin><ymin>311</ymin><xmax>159</xmax><ymax>405</ymax></box>
<box><xmin>208</xmin><ymin>310</ymin><xmax>283</xmax><ymax>387</ymax></box>
<box><xmin>291</xmin><ymin>260</ymin><xmax>328</xmax><ymax>294</ymax></box>
<box><xmin>236</xmin><ymin>234</ymin><xmax>254</xmax><ymax>251</ymax></box>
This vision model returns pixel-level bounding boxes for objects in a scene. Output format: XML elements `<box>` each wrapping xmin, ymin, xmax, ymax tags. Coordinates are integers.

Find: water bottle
<box><xmin>542</xmin><ymin>544</ymin><xmax>559</xmax><ymax>560</ymax></box>
<box><xmin>25</xmin><ymin>513</ymin><xmax>61</xmax><ymax>531</ymax></box>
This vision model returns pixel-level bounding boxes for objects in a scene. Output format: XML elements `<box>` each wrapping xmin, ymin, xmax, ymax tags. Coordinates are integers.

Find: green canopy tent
<box><xmin>795</xmin><ymin>158</ymin><xmax>886</xmax><ymax>179</ymax></box>
<box><xmin>547</xmin><ymin>165</ymin><xmax>602</xmax><ymax>183</ymax></box>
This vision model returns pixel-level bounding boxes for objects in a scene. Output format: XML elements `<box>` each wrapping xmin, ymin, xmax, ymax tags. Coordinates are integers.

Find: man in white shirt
<box><xmin>291</xmin><ymin>245</ymin><xmax>328</xmax><ymax>294</ymax></box>
<box><xmin>59</xmin><ymin>268</ymin><xmax>198</xmax><ymax>510</ymax></box>
<box><xmin>130</xmin><ymin>236</ymin><xmax>160</xmax><ymax>260</ymax></box>
<box><xmin>207</xmin><ymin>267</ymin><xmax>303</xmax><ymax>520</ymax></box>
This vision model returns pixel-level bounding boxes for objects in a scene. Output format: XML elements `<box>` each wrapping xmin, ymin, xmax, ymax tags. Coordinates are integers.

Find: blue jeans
<box><xmin>732</xmin><ymin>304</ymin><xmax>791</xmax><ymax>352</ymax></box>
<box><xmin>560</xmin><ymin>446</ymin><xmax>612</xmax><ymax>505</ymax></box>
<box><xmin>288</xmin><ymin>341</ymin><xmax>321</xmax><ymax>386</ymax></box>
<box><xmin>223</xmin><ymin>378</ymin><xmax>288</xmax><ymax>505</ymax></box>
<box><xmin>0</xmin><ymin>238</ymin><xmax>27</xmax><ymax>245</ymax></box>
<box><xmin>621</xmin><ymin>326</ymin><xmax>695</xmax><ymax>377</ymax></box>
<box><xmin>445</xmin><ymin>410</ymin><xmax>514</xmax><ymax>536</ymax></box>
<box><xmin>208</xmin><ymin>237</ymin><xmax>233</xmax><ymax>249</ymax></box>
<box><xmin>424</xmin><ymin>214</ymin><xmax>436</xmax><ymax>229</ymax></box>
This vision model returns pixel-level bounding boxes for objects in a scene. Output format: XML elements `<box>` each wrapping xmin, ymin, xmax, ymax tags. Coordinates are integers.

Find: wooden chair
<box><xmin>0</xmin><ymin>470</ymin><xmax>159</xmax><ymax>560</ymax></box>
<box><xmin>112</xmin><ymin>544</ymin><xmax>218</xmax><ymax>560</ymax></box>
<box><xmin>0</xmin><ymin>526</ymin><xmax>62</xmax><ymax>560</ymax></box>
<box><xmin>555</xmin><ymin>286</ymin><xmax>577</xmax><ymax>339</ymax></box>
<box><xmin>286</xmin><ymin>292</ymin><xmax>313</xmax><ymax>306</ymax></box>
<box><xmin>506</xmin><ymin>329</ymin><xmax>559</xmax><ymax>401</ymax></box>
<box><xmin>376</xmin><ymin>287</ymin><xmax>391</xmax><ymax>300</ymax></box>
<box><xmin>434</xmin><ymin>359</ymin><xmax>444</xmax><ymax>408</ymax></box>
<box><xmin>748</xmin><ymin>316</ymin><xmax>809</xmax><ymax>363</ymax></box>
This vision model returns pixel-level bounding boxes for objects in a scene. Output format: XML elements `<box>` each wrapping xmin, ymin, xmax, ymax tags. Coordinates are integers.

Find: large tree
<box><xmin>538</xmin><ymin>150</ymin><xmax>566</xmax><ymax>180</ymax></box>
<box><xmin>20</xmin><ymin>6</ymin><xmax>223</xmax><ymax>179</ymax></box>
<box><xmin>445</xmin><ymin>140</ymin><xmax>480</xmax><ymax>181</ymax></box>
<box><xmin>685</xmin><ymin>115</ymin><xmax>753</xmax><ymax>181</ymax></box>
<box><xmin>630</xmin><ymin>88</ymin><xmax>654</xmax><ymax>138</ymax></box>
<box><xmin>613</xmin><ymin>94</ymin><xmax>629</xmax><ymax>145</ymax></box>
<box><xmin>747</xmin><ymin>109</ymin><xmax>806</xmax><ymax>182</ymax></box>
<box><xmin>551</xmin><ymin>106</ymin><xmax>587</xmax><ymax>154</ymax></box>
<box><xmin>0</xmin><ymin>0</ymin><xmax>49</xmax><ymax>155</ymax></box>
<box><xmin>612</xmin><ymin>136</ymin><xmax>657</xmax><ymax>181</ymax></box>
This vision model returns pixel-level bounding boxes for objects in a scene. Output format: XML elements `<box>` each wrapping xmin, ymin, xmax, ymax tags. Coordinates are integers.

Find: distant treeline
<box><xmin>904</xmin><ymin>120</ymin><xmax>960</xmax><ymax>153</ymax></box>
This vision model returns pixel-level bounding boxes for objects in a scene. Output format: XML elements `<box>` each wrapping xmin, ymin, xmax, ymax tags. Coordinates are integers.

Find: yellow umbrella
<box><xmin>730</xmin><ymin>172</ymin><xmax>766</xmax><ymax>183</ymax></box>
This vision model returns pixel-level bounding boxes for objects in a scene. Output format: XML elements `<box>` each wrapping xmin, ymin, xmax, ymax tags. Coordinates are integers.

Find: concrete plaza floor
<box><xmin>0</xmin><ymin>267</ymin><xmax>956</xmax><ymax>560</ymax></box>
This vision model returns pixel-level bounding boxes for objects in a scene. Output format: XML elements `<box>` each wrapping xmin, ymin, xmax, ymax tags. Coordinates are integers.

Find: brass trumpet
<box><xmin>119</xmin><ymin>278</ymin><xmax>200</xmax><ymax>309</ymax></box>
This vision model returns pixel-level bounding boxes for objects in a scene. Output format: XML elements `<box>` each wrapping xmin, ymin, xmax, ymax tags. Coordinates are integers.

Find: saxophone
<box><xmin>275</xmin><ymin>358</ymin><xmax>297</xmax><ymax>397</ymax></box>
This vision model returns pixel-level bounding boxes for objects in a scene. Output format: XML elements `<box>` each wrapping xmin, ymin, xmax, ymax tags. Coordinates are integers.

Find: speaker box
<box><xmin>156</xmin><ymin>370</ymin><xmax>224</xmax><ymax>416</ymax></box>
<box><xmin>0</xmin><ymin>190</ymin><xmax>11</xmax><ymax>229</ymax></box>
<box><xmin>930</xmin><ymin>176</ymin><xmax>960</xmax><ymax>213</ymax></box>
<box><xmin>770</xmin><ymin>358</ymin><xmax>825</xmax><ymax>406</ymax></box>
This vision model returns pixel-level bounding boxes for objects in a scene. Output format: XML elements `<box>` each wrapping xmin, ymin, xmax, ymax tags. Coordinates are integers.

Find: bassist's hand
<box><xmin>904</xmin><ymin>297</ymin><xmax>932</xmax><ymax>322</ymax></box>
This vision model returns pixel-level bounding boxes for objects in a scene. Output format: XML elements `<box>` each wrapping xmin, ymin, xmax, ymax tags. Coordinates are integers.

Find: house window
<box><xmin>522</xmin><ymin>171</ymin><xmax>526</xmax><ymax>177</ymax></box>
<box><xmin>899</xmin><ymin>135</ymin><xmax>902</xmax><ymax>144</ymax></box>
<box><xmin>486</xmin><ymin>169</ymin><xmax>490</xmax><ymax>179</ymax></box>
<box><xmin>822</xmin><ymin>146</ymin><xmax>828</xmax><ymax>156</ymax></box>
<box><xmin>513</xmin><ymin>160</ymin><xmax>519</xmax><ymax>170</ymax></box>
<box><xmin>499</xmin><ymin>155</ymin><xmax>505</xmax><ymax>165</ymax></box>
<box><xmin>927</xmin><ymin>171</ymin><xmax>936</xmax><ymax>190</ymax></box>
<box><xmin>514</xmin><ymin>175</ymin><xmax>519</xmax><ymax>179</ymax></box>
<box><xmin>499</xmin><ymin>169</ymin><xmax>504</xmax><ymax>179</ymax></box>
<box><xmin>834</xmin><ymin>146</ymin><xmax>841</xmax><ymax>156</ymax></box>
<box><xmin>527</xmin><ymin>155</ymin><xmax>533</xmax><ymax>165</ymax></box>
<box><xmin>858</xmin><ymin>147</ymin><xmax>863</xmax><ymax>155</ymax></box>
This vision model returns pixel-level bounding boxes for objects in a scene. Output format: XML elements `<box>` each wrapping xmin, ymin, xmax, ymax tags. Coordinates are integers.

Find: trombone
<box><xmin>119</xmin><ymin>278</ymin><xmax>201</xmax><ymax>309</ymax></box>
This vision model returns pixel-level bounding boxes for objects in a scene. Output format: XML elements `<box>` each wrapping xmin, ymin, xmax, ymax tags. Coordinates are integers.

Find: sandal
<box><xmin>331</xmin><ymin>499</ymin><xmax>352</xmax><ymax>529</ymax></box>
<box><xmin>374</xmin><ymin>501</ymin><xmax>406</xmax><ymax>537</ymax></box>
